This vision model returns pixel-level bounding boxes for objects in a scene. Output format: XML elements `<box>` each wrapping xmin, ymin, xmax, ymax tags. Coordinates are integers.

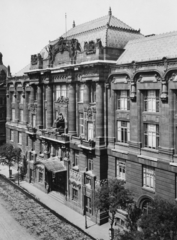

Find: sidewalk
<box><xmin>0</xmin><ymin>164</ymin><xmax>110</xmax><ymax>240</ymax></box>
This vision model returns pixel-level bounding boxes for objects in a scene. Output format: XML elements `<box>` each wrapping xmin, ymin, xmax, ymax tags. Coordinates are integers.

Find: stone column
<box><xmin>68</xmin><ymin>83</ymin><xmax>76</xmax><ymax>135</ymax></box>
<box><xmin>37</xmin><ymin>84</ymin><xmax>43</xmax><ymax>128</ymax></box>
<box><xmin>96</xmin><ymin>82</ymin><xmax>104</xmax><ymax>147</ymax></box>
<box><xmin>47</xmin><ymin>84</ymin><xmax>53</xmax><ymax>128</ymax></box>
<box><xmin>23</xmin><ymin>91</ymin><xmax>28</xmax><ymax>124</ymax></box>
<box><xmin>15</xmin><ymin>91</ymin><xmax>19</xmax><ymax>123</ymax></box>
<box><xmin>6</xmin><ymin>90</ymin><xmax>11</xmax><ymax>122</ymax></box>
<box><xmin>29</xmin><ymin>86</ymin><xmax>35</xmax><ymax>126</ymax></box>
<box><xmin>108</xmin><ymin>86</ymin><xmax>115</xmax><ymax>148</ymax></box>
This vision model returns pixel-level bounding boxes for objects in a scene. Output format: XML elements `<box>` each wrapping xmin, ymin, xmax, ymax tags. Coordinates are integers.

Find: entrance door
<box><xmin>85</xmin><ymin>196</ymin><xmax>92</xmax><ymax>217</ymax></box>
<box><xmin>53</xmin><ymin>171</ymin><xmax>66</xmax><ymax>194</ymax></box>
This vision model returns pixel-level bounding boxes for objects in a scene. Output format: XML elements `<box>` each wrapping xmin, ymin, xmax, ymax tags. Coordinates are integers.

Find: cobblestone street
<box><xmin>0</xmin><ymin>177</ymin><xmax>93</xmax><ymax>240</ymax></box>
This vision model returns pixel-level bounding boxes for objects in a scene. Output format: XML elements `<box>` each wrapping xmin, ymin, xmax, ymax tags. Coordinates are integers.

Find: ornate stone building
<box><xmin>6</xmin><ymin>8</ymin><xmax>143</xmax><ymax>224</ymax></box>
<box><xmin>0</xmin><ymin>53</ymin><xmax>10</xmax><ymax>145</ymax></box>
<box><xmin>108</xmin><ymin>32</ymin><xmax>177</xmax><ymax>227</ymax></box>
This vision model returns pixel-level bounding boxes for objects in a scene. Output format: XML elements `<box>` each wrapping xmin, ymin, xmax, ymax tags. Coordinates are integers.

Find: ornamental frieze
<box><xmin>84</xmin><ymin>106</ymin><xmax>96</xmax><ymax>119</ymax></box>
<box><xmin>53</xmin><ymin>74</ymin><xmax>68</xmax><ymax>81</ymax></box>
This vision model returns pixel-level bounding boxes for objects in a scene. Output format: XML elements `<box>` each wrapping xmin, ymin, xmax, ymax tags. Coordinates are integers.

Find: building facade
<box><xmin>108</xmin><ymin>32</ymin><xmax>177</xmax><ymax>228</ymax></box>
<box><xmin>6</xmin><ymin>9</ymin><xmax>144</xmax><ymax>224</ymax></box>
<box><xmin>0</xmin><ymin>53</ymin><xmax>10</xmax><ymax>145</ymax></box>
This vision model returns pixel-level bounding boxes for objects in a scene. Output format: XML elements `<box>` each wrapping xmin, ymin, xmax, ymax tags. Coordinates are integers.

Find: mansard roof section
<box><xmin>117</xmin><ymin>31</ymin><xmax>177</xmax><ymax>65</ymax></box>
<box><xmin>49</xmin><ymin>13</ymin><xmax>142</xmax><ymax>48</ymax></box>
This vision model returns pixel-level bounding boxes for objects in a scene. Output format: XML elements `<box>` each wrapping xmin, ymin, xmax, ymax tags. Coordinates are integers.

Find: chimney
<box><xmin>108</xmin><ymin>7</ymin><xmax>112</xmax><ymax>16</ymax></box>
<box><xmin>73</xmin><ymin>21</ymin><xmax>76</xmax><ymax>28</ymax></box>
<box><xmin>0</xmin><ymin>52</ymin><xmax>3</xmax><ymax>65</ymax></box>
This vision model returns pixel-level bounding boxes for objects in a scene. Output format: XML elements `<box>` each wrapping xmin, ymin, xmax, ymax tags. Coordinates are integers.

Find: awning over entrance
<box><xmin>34</xmin><ymin>157</ymin><xmax>66</xmax><ymax>173</ymax></box>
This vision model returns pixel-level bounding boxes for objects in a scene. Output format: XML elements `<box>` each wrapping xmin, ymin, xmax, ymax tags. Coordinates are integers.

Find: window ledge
<box><xmin>170</xmin><ymin>162</ymin><xmax>177</xmax><ymax>167</ymax></box>
<box><xmin>77</xmin><ymin>101</ymin><xmax>83</xmax><ymax>104</ymax></box>
<box><xmin>115</xmin><ymin>142</ymin><xmax>129</xmax><ymax>147</ymax></box>
<box><xmin>85</xmin><ymin>183</ymin><xmax>91</xmax><ymax>189</ymax></box>
<box><xmin>116</xmin><ymin>110</ymin><xmax>130</xmax><ymax>112</ymax></box>
<box><xmin>141</xmin><ymin>147</ymin><xmax>159</xmax><ymax>154</ymax></box>
<box><xmin>72</xmin><ymin>165</ymin><xmax>79</xmax><ymax>171</ymax></box>
<box><xmin>138</xmin><ymin>154</ymin><xmax>157</xmax><ymax>162</ymax></box>
<box><xmin>142</xmin><ymin>186</ymin><xmax>155</xmax><ymax>193</ymax></box>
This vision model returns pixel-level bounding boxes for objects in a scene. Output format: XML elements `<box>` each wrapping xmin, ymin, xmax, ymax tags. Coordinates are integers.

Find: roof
<box><xmin>46</xmin><ymin>10</ymin><xmax>142</xmax><ymax>54</ymax></box>
<box><xmin>35</xmin><ymin>157</ymin><xmax>66</xmax><ymax>173</ymax></box>
<box><xmin>117</xmin><ymin>31</ymin><xmax>177</xmax><ymax>64</ymax></box>
<box><xmin>14</xmin><ymin>64</ymin><xmax>30</xmax><ymax>77</ymax></box>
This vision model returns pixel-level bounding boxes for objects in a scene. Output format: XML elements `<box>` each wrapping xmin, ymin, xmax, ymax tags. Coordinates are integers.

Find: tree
<box><xmin>0</xmin><ymin>143</ymin><xmax>16</xmax><ymax>178</ymax></box>
<box><xmin>14</xmin><ymin>147</ymin><xmax>22</xmax><ymax>185</ymax></box>
<box><xmin>94</xmin><ymin>178</ymin><xmax>134</xmax><ymax>230</ymax></box>
<box><xmin>119</xmin><ymin>197</ymin><xmax>177</xmax><ymax>240</ymax></box>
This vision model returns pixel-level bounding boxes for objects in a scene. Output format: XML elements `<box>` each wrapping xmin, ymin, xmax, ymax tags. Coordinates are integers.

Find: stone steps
<box><xmin>49</xmin><ymin>191</ymin><xmax>66</xmax><ymax>204</ymax></box>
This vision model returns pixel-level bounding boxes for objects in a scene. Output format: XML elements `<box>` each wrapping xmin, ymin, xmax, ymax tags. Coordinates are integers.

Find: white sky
<box><xmin>1</xmin><ymin>0</ymin><xmax>177</xmax><ymax>74</ymax></box>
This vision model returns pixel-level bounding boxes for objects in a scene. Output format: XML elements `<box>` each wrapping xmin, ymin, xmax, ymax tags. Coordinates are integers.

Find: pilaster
<box><xmin>47</xmin><ymin>84</ymin><xmax>53</xmax><ymax>128</ymax></box>
<box><xmin>68</xmin><ymin>83</ymin><xmax>76</xmax><ymax>135</ymax></box>
<box><xmin>37</xmin><ymin>84</ymin><xmax>43</xmax><ymax>129</ymax></box>
<box><xmin>96</xmin><ymin>82</ymin><xmax>104</xmax><ymax>147</ymax></box>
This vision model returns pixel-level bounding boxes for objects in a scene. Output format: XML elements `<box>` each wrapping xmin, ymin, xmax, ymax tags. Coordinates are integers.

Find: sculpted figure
<box><xmin>53</xmin><ymin>113</ymin><xmax>65</xmax><ymax>133</ymax></box>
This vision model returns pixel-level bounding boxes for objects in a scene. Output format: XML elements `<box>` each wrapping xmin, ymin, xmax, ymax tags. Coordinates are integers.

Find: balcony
<box><xmin>26</xmin><ymin>126</ymin><xmax>37</xmax><ymax>135</ymax></box>
<box><xmin>41</xmin><ymin>130</ymin><xmax>70</xmax><ymax>144</ymax></box>
<box><xmin>79</xmin><ymin>139</ymin><xmax>95</xmax><ymax>151</ymax></box>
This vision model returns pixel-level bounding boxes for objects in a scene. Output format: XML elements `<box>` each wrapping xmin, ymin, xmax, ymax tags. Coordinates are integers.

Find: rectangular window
<box><xmin>12</xmin><ymin>93</ymin><xmax>15</xmax><ymax>103</ymax></box>
<box><xmin>90</xmin><ymin>83</ymin><xmax>96</xmax><ymax>103</ymax></box>
<box><xmin>117</xmin><ymin>121</ymin><xmax>130</xmax><ymax>143</ymax></box>
<box><xmin>144</xmin><ymin>90</ymin><xmax>159</xmax><ymax>112</ymax></box>
<box><xmin>32</xmin><ymin>115</ymin><xmax>36</xmax><ymax>128</ymax></box>
<box><xmin>88</xmin><ymin>158</ymin><xmax>93</xmax><ymax>171</ymax></box>
<box><xmin>12</xmin><ymin>109</ymin><xmax>15</xmax><ymax>121</ymax></box>
<box><xmin>144</xmin><ymin>124</ymin><xmax>159</xmax><ymax>149</ymax></box>
<box><xmin>85</xmin><ymin>176</ymin><xmax>91</xmax><ymax>185</ymax></box>
<box><xmin>79</xmin><ymin>113</ymin><xmax>84</xmax><ymax>136</ymax></box>
<box><xmin>0</xmin><ymin>97</ymin><xmax>5</xmax><ymax>105</ymax></box>
<box><xmin>117</xmin><ymin>91</ymin><xmax>130</xmax><ymax>110</ymax></box>
<box><xmin>143</xmin><ymin>166</ymin><xmax>155</xmax><ymax>190</ymax></box>
<box><xmin>10</xmin><ymin>130</ymin><xmax>14</xmax><ymax>141</ymax></box>
<box><xmin>26</xmin><ymin>135</ymin><xmax>28</xmax><ymax>146</ymax></box>
<box><xmin>0</xmin><ymin>112</ymin><xmax>4</xmax><ymax>119</ymax></box>
<box><xmin>34</xmin><ymin>87</ymin><xmax>37</xmax><ymax>101</ymax></box>
<box><xmin>72</xmin><ymin>188</ymin><xmax>78</xmax><ymax>201</ymax></box>
<box><xmin>61</xmin><ymin>85</ymin><xmax>67</xmax><ymax>97</ymax></box>
<box><xmin>44</xmin><ymin>86</ymin><xmax>47</xmax><ymax>100</ymax></box>
<box><xmin>18</xmin><ymin>132</ymin><xmax>22</xmax><ymax>144</ymax></box>
<box><xmin>116</xmin><ymin>160</ymin><xmax>126</xmax><ymax>180</ymax></box>
<box><xmin>88</xmin><ymin>122</ymin><xmax>94</xmax><ymax>140</ymax></box>
<box><xmin>79</xmin><ymin>84</ymin><xmax>84</xmax><ymax>102</ymax></box>
<box><xmin>19</xmin><ymin>109</ymin><xmax>23</xmax><ymax>122</ymax></box>
<box><xmin>74</xmin><ymin>153</ymin><xmax>79</xmax><ymax>166</ymax></box>
<box><xmin>19</xmin><ymin>92</ymin><xmax>23</xmax><ymax>103</ymax></box>
<box><xmin>56</xmin><ymin>85</ymin><xmax>61</xmax><ymax>100</ymax></box>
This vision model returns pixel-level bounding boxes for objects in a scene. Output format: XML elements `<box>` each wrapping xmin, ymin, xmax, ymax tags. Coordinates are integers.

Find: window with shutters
<box><xmin>18</xmin><ymin>132</ymin><xmax>22</xmax><ymax>144</ymax></box>
<box><xmin>117</xmin><ymin>121</ymin><xmax>130</xmax><ymax>143</ymax></box>
<box><xmin>116</xmin><ymin>160</ymin><xmax>126</xmax><ymax>180</ymax></box>
<box><xmin>79</xmin><ymin>84</ymin><xmax>84</xmax><ymax>102</ymax></box>
<box><xmin>143</xmin><ymin>166</ymin><xmax>155</xmax><ymax>190</ymax></box>
<box><xmin>10</xmin><ymin>130</ymin><xmax>14</xmax><ymax>142</ymax></box>
<box><xmin>144</xmin><ymin>90</ymin><xmax>159</xmax><ymax>112</ymax></box>
<box><xmin>72</xmin><ymin>188</ymin><xmax>78</xmax><ymax>202</ymax></box>
<box><xmin>90</xmin><ymin>83</ymin><xmax>96</xmax><ymax>103</ymax></box>
<box><xmin>117</xmin><ymin>91</ymin><xmax>130</xmax><ymax>110</ymax></box>
<box><xmin>79</xmin><ymin>113</ymin><xmax>84</xmax><ymax>136</ymax></box>
<box><xmin>12</xmin><ymin>109</ymin><xmax>15</xmax><ymax>121</ymax></box>
<box><xmin>32</xmin><ymin>115</ymin><xmax>36</xmax><ymax>128</ymax></box>
<box><xmin>19</xmin><ymin>109</ymin><xmax>23</xmax><ymax>122</ymax></box>
<box><xmin>88</xmin><ymin>158</ymin><xmax>93</xmax><ymax>171</ymax></box>
<box><xmin>88</xmin><ymin>122</ymin><xmax>94</xmax><ymax>140</ymax></box>
<box><xmin>144</xmin><ymin>124</ymin><xmax>159</xmax><ymax>149</ymax></box>
<box><xmin>61</xmin><ymin>85</ymin><xmax>67</xmax><ymax>97</ymax></box>
<box><xmin>56</xmin><ymin>85</ymin><xmax>61</xmax><ymax>100</ymax></box>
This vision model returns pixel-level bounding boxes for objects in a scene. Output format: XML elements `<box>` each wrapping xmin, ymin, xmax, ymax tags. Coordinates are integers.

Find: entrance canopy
<box><xmin>35</xmin><ymin>157</ymin><xmax>66</xmax><ymax>173</ymax></box>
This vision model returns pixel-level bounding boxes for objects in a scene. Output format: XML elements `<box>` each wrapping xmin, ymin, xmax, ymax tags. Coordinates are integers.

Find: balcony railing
<box><xmin>41</xmin><ymin>130</ymin><xmax>70</xmax><ymax>144</ymax></box>
<box><xmin>70</xmin><ymin>169</ymin><xmax>82</xmax><ymax>183</ymax></box>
